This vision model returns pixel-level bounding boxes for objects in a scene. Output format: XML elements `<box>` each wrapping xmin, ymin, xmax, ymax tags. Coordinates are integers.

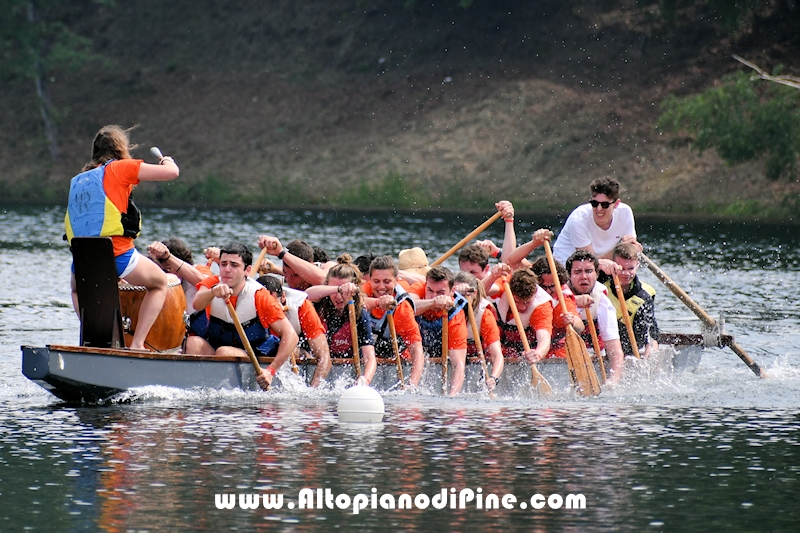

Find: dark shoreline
<box><xmin>3</xmin><ymin>201</ymin><xmax>797</xmax><ymax>226</ymax></box>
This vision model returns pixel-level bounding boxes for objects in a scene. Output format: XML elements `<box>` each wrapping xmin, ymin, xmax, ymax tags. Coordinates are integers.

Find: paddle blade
<box><xmin>530</xmin><ymin>366</ymin><xmax>553</xmax><ymax>395</ymax></box>
<box><xmin>564</xmin><ymin>326</ymin><xmax>601</xmax><ymax>396</ymax></box>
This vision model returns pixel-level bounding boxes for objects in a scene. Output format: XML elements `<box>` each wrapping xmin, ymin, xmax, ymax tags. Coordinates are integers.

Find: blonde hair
<box><xmin>83</xmin><ymin>125</ymin><xmax>138</xmax><ymax>171</ymax></box>
<box><xmin>321</xmin><ymin>254</ymin><xmax>366</xmax><ymax>315</ymax></box>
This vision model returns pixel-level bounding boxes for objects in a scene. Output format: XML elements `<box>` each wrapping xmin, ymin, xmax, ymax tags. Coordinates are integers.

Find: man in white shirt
<box><xmin>566</xmin><ymin>250</ymin><xmax>625</xmax><ymax>383</ymax></box>
<box><xmin>553</xmin><ymin>177</ymin><xmax>640</xmax><ymax>274</ymax></box>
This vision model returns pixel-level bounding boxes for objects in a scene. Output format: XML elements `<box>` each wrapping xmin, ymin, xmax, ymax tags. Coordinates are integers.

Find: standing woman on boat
<box><xmin>65</xmin><ymin>125</ymin><xmax>179</xmax><ymax>350</ymax></box>
<box><xmin>306</xmin><ymin>255</ymin><xmax>377</xmax><ymax>384</ymax></box>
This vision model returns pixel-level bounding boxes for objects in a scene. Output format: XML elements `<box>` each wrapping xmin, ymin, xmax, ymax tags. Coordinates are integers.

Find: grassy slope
<box><xmin>2</xmin><ymin>0</ymin><xmax>799</xmax><ymax>218</ymax></box>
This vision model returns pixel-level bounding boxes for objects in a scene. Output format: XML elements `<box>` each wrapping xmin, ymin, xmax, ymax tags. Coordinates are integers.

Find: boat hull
<box><xmin>22</xmin><ymin>336</ymin><xmax>707</xmax><ymax>403</ymax></box>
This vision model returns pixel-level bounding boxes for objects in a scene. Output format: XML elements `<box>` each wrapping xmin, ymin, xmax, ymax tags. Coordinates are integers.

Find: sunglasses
<box><xmin>540</xmin><ymin>283</ymin><xmax>556</xmax><ymax>291</ymax></box>
<box><xmin>589</xmin><ymin>199</ymin><xmax>615</xmax><ymax>209</ymax></box>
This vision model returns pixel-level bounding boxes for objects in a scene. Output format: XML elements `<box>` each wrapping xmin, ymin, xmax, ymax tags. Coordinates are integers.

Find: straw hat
<box><xmin>398</xmin><ymin>247</ymin><xmax>430</xmax><ymax>275</ymax></box>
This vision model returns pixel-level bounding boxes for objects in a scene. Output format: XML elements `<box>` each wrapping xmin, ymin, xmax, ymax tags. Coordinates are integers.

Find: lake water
<box><xmin>1</xmin><ymin>205</ymin><xmax>799</xmax><ymax>532</ymax></box>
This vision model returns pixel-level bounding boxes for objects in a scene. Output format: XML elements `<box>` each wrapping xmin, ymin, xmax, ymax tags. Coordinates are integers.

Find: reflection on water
<box><xmin>1</xmin><ymin>205</ymin><xmax>800</xmax><ymax>531</ymax></box>
<box><xmin>1</xmin><ymin>400</ymin><xmax>798</xmax><ymax>531</ymax></box>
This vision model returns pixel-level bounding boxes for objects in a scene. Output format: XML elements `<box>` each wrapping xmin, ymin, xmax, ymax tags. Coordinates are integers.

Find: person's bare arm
<box><xmin>137</xmin><ymin>158</ymin><xmax>179</xmax><ymax>181</ymax></box>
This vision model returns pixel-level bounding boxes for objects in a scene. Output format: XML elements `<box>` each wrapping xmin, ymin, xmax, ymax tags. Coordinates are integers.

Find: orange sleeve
<box><xmin>531</xmin><ymin>302</ymin><xmax>553</xmax><ymax>336</ymax></box>
<box><xmin>255</xmin><ymin>289</ymin><xmax>288</xmax><ymax>333</ymax></box>
<box><xmin>408</xmin><ymin>281</ymin><xmax>426</xmax><ymax>299</ymax></box>
<box><xmin>448</xmin><ymin>311</ymin><xmax>468</xmax><ymax>350</ymax></box>
<box><xmin>103</xmin><ymin>159</ymin><xmax>143</xmax><ymax>256</ymax></box>
<box><xmin>480</xmin><ymin>307</ymin><xmax>501</xmax><ymax>346</ymax></box>
<box><xmin>195</xmin><ymin>264</ymin><xmax>213</xmax><ymax>276</ymax></box>
<box><xmin>553</xmin><ymin>293</ymin><xmax>578</xmax><ymax>329</ymax></box>
<box><xmin>392</xmin><ymin>300</ymin><xmax>422</xmax><ymax>345</ymax></box>
<box><xmin>198</xmin><ymin>275</ymin><xmax>219</xmax><ymax>290</ymax></box>
<box><xmin>298</xmin><ymin>299</ymin><xmax>326</xmax><ymax>340</ymax></box>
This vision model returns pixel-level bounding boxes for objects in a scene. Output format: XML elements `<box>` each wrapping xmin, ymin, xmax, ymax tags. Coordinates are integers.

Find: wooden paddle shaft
<box><xmin>640</xmin><ymin>253</ymin><xmax>766</xmax><ymax>378</ymax></box>
<box><xmin>250</xmin><ymin>246</ymin><xmax>269</xmax><ymax>279</ymax></box>
<box><xmin>585</xmin><ymin>308</ymin><xmax>607</xmax><ymax>383</ymax></box>
<box><xmin>543</xmin><ymin>240</ymin><xmax>570</xmax><ymax>316</ymax></box>
<box><xmin>347</xmin><ymin>301</ymin><xmax>362</xmax><ymax>379</ymax></box>
<box><xmin>225</xmin><ymin>300</ymin><xmax>264</xmax><ymax>376</ymax></box>
<box><xmin>431</xmin><ymin>211</ymin><xmax>503</xmax><ymax>267</ymax></box>
<box><xmin>612</xmin><ymin>274</ymin><xmax>641</xmax><ymax>359</ymax></box>
<box><xmin>467</xmin><ymin>300</ymin><xmax>497</xmax><ymax>399</ymax></box>
<box><xmin>386</xmin><ymin>312</ymin><xmax>405</xmax><ymax>389</ymax></box>
<box><xmin>441</xmin><ymin>311</ymin><xmax>449</xmax><ymax>394</ymax></box>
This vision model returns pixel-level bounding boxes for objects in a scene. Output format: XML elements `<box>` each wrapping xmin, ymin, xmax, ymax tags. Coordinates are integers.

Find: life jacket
<box><xmin>466</xmin><ymin>298</ymin><xmax>496</xmax><ymax>356</ymax></box>
<box><xmin>368</xmin><ymin>285</ymin><xmax>415</xmax><ymax>358</ymax></box>
<box><xmin>204</xmin><ymin>278</ymin><xmax>273</xmax><ymax>353</ymax></box>
<box><xmin>604</xmin><ymin>276</ymin><xmax>657</xmax><ymax>352</ymax></box>
<box><xmin>576</xmin><ymin>282</ymin><xmax>609</xmax><ymax>351</ymax></box>
<box><xmin>64</xmin><ymin>160</ymin><xmax>141</xmax><ymax>244</ymax></box>
<box><xmin>283</xmin><ymin>287</ymin><xmax>309</xmax><ymax>336</ymax></box>
<box><xmin>417</xmin><ymin>292</ymin><xmax>468</xmax><ymax>354</ymax></box>
<box><xmin>495</xmin><ymin>286</ymin><xmax>552</xmax><ymax>358</ymax></box>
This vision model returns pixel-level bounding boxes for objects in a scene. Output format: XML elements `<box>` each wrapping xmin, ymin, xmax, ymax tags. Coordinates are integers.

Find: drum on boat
<box><xmin>118</xmin><ymin>273</ymin><xmax>186</xmax><ymax>351</ymax></box>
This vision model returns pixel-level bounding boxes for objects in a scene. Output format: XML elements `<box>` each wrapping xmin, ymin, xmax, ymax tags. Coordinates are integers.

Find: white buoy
<box><xmin>337</xmin><ymin>377</ymin><xmax>385</xmax><ymax>423</ymax></box>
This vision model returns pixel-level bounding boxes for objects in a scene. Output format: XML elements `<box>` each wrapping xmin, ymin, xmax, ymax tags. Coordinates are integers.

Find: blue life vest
<box><xmin>64</xmin><ymin>160</ymin><xmax>141</xmax><ymax>244</ymax></box>
<box><xmin>417</xmin><ymin>292</ymin><xmax>468</xmax><ymax>352</ymax></box>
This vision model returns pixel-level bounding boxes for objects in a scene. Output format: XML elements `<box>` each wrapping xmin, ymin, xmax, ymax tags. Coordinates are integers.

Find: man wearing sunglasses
<box><xmin>552</xmin><ymin>177</ymin><xmax>640</xmax><ymax>274</ymax></box>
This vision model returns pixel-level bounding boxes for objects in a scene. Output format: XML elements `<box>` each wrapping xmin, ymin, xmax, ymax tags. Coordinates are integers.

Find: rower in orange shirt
<box><xmin>529</xmin><ymin>256</ymin><xmax>585</xmax><ymax>358</ymax></box>
<box><xmin>493</xmin><ymin>269</ymin><xmax>553</xmax><ymax>364</ymax></box>
<box><xmin>362</xmin><ymin>256</ymin><xmax>426</xmax><ymax>388</ymax></box>
<box><xmin>408</xmin><ymin>266</ymin><xmax>469</xmax><ymax>396</ymax></box>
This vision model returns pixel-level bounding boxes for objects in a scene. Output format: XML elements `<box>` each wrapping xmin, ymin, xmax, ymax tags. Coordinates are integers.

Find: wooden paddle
<box><xmin>466</xmin><ymin>300</ymin><xmax>497</xmax><ymax>399</ymax></box>
<box><xmin>640</xmin><ymin>253</ymin><xmax>767</xmax><ymax>378</ymax></box>
<box><xmin>441</xmin><ymin>310</ymin><xmax>449</xmax><ymax>395</ymax></box>
<box><xmin>225</xmin><ymin>300</ymin><xmax>265</xmax><ymax>384</ymax></box>
<box><xmin>612</xmin><ymin>273</ymin><xmax>642</xmax><ymax>359</ymax></box>
<box><xmin>386</xmin><ymin>311</ymin><xmax>405</xmax><ymax>390</ymax></box>
<box><xmin>502</xmin><ymin>280</ymin><xmax>553</xmax><ymax>395</ymax></box>
<box><xmin>250</xmin><ymin>246</ymin><xmax>269</xmax><ymax>279</ymax></box>
<box><xmin>543</xmin><ymin>240</ymin><xmax>601</xmax><ymax>396</ymax></box>
<box><xmin>585</xmin><ymin>307</ymin><xmax>607</xmax><ymax>383</ymax></box>
<box><xmin>347</xmin><ymin>300</ymin><xmax>363</xmax><ymax>379</ymax></box>
<box><xmin>289</xmin><ymin>348</ymin><xmax>300</xmax><ymax>375</ymax></box>
<box><xmin>431</xmin><ymin>211</ymin><xmax>503</xmax><ymax>267</ymax></box>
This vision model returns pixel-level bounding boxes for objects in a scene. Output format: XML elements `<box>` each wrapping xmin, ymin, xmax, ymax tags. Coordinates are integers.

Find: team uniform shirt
<box><xmin>297</xmin><ymin>299</ymin><xmax>326</xmax><ymax>340</ymax></box>
<box><xmin>465</xmin><ymin>299</ymin><xmax>501</xmax><ymax>356</ymax></box>
<box><xmin>548</xmin><ymin>285</ymin><xmax>580</xmax><ymax>359</ymax></box>
<box><xmin>552</xmin><ymin>202</ymin><xmax>636</xmax><ymax>263</ymax></box>
<box><xmin>316</xmin><ymin>305</ymin><xmax>375</xmax><ymax>358</ymax></box>
<box><xmin>408</xmin><ymin>281</ymin><xmax>468</xmax><ymax>351</ymax></box>
<box><xmin>494</xmin><ymin>288</ymin><xmax>553</xmax><ymax>358</ymax></box>
<box><xmin>102</xmin><ymin>159</ymin><xmax>142</xmax><ymax>257</ymax></box>
<box><xmin>197</xmin><ymin>276</ymin><xmax>287</xmax><ymax>333</ymax></box>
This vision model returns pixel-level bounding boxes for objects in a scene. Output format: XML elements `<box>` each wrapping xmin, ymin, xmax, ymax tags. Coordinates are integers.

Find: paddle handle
<box><xmin>431</xmin><ymin>211</ymin><xmax>503</xmax><ymax>267</ymax></box>
<box><xmin>612</xmin><ymin>274</ymin><xmax>641</xmax><ymax>359</ymax></box>
<box><xmin>250</xmin><ymin>246</ymin><xmax>269</xmax><ymax>279</ymax></box>
<box><xmin>467</xmin><ymin>300</ymin><xmax>496</xmax><ymax>398</ymax></box>
<box><xmin>543</xmin><ymin>239</ymin><xmax>569</xmax><ymax>315</ymax></box>
<box><xmin>150</xmin><ymin>146</ymin><xmax>164</xmax><ymax>161</ymax></box>
<box><xmin>442</xmin><ymin>311</ymin><xmax>449</xmax><ymax>395</ymax></box>
<box><xmin>585</xmin><ymin>308</ymin><xmax>607</xmax><ymax>383</ymax></box>
<box><xmin>225</xmin><ymin>300</ymin><xmax>264</xmax><ymax>377</ymax></box>
<box><xmin>290</xmin><ymin>348</ymin><xmax>300</xmax><ymax>375</ymax></box>
<box><xmin>348</xmin><ymin>301</ymin><xmax>362</xmax><ymax>379</ymax></box>
<box><xmin>641</xmin><ymin>253</ymin><xmax>766</xmax><ymax>378</ymax></box>
<box><xmin>386</xmin><ymin>312</ymin><xmax>405</xmax><ymax>389</ymax></box>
